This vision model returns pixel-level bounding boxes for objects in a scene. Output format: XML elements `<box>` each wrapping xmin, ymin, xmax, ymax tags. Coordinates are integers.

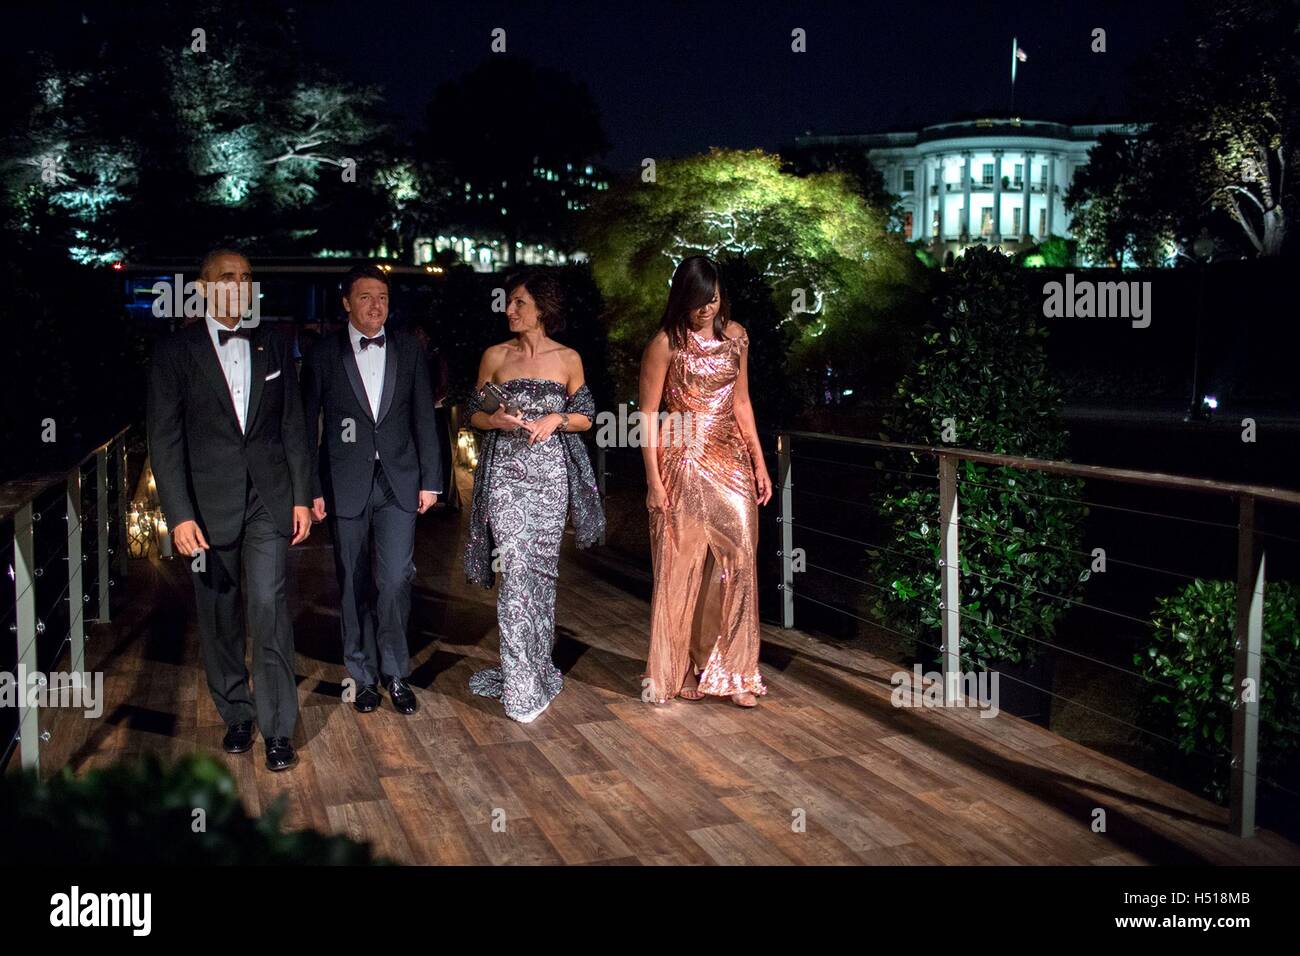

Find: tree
<box><xmin>580</xmin><ymin>147</ymin><xmax>919</xmax><ymax>399</ymax></box>
<box><xmin>1137</xmin><ymin>0</ymin><xmax>1298</xmax><ymax>257</ymax></box>
<box><xmin>782</xmin><ymin>141</ymin><xmax>902</xmax><ymax>229</ymax></box>
<box><xmin>1065</xmin><ymin>133</ymin><xmax>1178</xmax><ymax>266</ymax></box>
<box><xmin>1065</xmin><ymin>0</ymin><xmax>1299</xmax><ymax>262</ymax></box>
<box><xmin>1</xmin><ymin>0</ymin><xmax>392</xmax><ymax>262</ymax></box>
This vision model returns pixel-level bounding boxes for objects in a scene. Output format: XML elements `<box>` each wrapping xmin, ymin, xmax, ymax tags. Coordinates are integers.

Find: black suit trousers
<box><xmin>191</xmin><ymin>478</ymin><xmax>298</xmax><ymax>739</ymax></box>
<box><xmin>329</xmin><ymin>461</ymin><xmax>416</xmax><ymax>686</ymax></box>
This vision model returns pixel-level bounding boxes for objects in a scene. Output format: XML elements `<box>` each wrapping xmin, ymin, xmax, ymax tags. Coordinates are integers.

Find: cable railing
<box><xmin>773</xmin><ymin>429</ymin><xmax>1300</xmax><ymax>840</ymax></box>
<box><xmin>0</xmin><ymin>426</ymin><xmax>131</xmax><ymax>773</ymax></box>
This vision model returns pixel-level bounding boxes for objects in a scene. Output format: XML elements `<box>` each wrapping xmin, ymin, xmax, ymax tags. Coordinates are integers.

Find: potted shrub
<box><xmin>1135</xmin><ymin>579</ymin><xmax>1300</xmax><ymax>805</ymax></box>
<box><xmin>873</xmin><ymin>246</ymin><xmax>1088</xmax><ymax>723</ymax></box>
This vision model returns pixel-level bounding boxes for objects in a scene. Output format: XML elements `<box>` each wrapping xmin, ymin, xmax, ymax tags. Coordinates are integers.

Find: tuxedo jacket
<box><xmin>147</xmin><ymin>322</ymin><xmax>313</xmax><ymax>548</ymax></box>
<box><xmin>300</xmin><ymin>326</ymin><xmax>443</xmax><ymax>519</ymax></box>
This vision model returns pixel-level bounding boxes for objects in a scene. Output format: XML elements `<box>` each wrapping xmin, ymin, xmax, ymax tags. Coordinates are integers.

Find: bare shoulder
<box><xmin>557</xmin><ymin>343</ymin><xmax>584</xmax><ymax>369</ymax></box>
<box><xmin>643</xmin><ymin>329</ymin><xmax>671</xmax><ymax>358</ymax></box>
<box><xmin>722</xmin><ymin>320</ymin><xmax>747</xmax><ymax>340</ymax></box>
<box><xmin>480</xmin><ymin>341</ymin><xmax>514</xmax><ymax>365</ymax></box>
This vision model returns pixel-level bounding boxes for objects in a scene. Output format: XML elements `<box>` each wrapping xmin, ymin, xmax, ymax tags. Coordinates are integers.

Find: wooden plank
<box><xmin>479</xmin><ymin>741</ymin><xmax>633</xmax><ymax>864</ymax></box>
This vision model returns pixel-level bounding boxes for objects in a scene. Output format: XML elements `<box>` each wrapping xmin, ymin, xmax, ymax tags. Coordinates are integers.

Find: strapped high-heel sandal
<box><xmin>677</xmin><ymin>668</ymin><xmax>705</xmax><ymax>701</ymax></box>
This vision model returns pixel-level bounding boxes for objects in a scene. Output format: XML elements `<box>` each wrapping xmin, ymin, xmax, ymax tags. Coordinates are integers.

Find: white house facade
<box><xmin>797</xmin><ymin>118</ymin><xmax>1142</xmax><ymax>263</ymax></box>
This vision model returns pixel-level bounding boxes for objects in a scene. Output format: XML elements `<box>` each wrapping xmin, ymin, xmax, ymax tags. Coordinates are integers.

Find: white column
<box><xmin>1046</xmin><ymin>152</ymin><xmax>1057</xmax><ymax>236</ymax></box>
<box><xmin>916</xmin><ymin>160</ymin><xmax>927</xmax><ymax>241</ymax></box>
<box><xmin>1021</xmin><ymin>150</ymin><xmax>1034</xmax><ymax>240</ymax></box>
<box><xmin>991</xmin><ymin>149</ymin><xmax>1004</xmax><ymax>242</ymax></box>
<box><xmin>961</xmin><ymin>151</ymin><xmax>972</xmax><ymax>240</ymax></box>
<box><xmin>930</xmin><ymin>154</ymin><xmax>941</xmax><ymax>239</ymax></box>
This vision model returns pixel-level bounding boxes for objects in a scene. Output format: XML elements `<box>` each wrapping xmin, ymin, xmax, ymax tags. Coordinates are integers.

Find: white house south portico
<box><xmin>796</xmin><ymin>118</ymin><xmax>1143</xmax><ymax>265</ymax></box>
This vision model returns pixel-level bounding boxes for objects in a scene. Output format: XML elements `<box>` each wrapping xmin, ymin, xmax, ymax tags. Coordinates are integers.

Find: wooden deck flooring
<box><xmin>34</xmin><ymin>469</ymin><xmax>1300</xmax><ymax>865</ymax></box>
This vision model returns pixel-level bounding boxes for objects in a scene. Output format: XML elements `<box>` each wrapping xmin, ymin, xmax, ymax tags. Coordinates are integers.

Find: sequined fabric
<box><xmin>463</xmin><ymin>379</ymin><xmax>604</xmax><ymax>722</ymax></box>
<box><xmin>464</xmin><ymin>381</ymin><xmax>604</xmax><ymax>590</ymax></box>
<box><xmin>644</xmin><ymin>328</ymin><xmax>768</xmax><ymax>703</ymax></box>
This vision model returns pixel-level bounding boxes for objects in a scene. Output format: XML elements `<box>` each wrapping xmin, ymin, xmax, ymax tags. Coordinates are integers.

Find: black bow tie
<box><xmin>359</xmin><ymin>334</ymin><xmax>386</xmax><ymax>350</ymax></box>
<box><xmin>217</xmin><ymin>327</ymin><xmax>251</xmax><ymax>345</ymax></box>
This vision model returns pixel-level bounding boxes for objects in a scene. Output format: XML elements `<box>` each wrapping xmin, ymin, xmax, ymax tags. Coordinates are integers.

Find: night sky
<box><xmin>290</xmin><ymin>0</ymin><xmax>1188</xmax><ymax>170</ymax></box>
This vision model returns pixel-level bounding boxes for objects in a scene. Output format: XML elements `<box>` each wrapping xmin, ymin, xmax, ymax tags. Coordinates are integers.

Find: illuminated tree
<box><xmin>581</xmin><ymin>148</ymin><xmax>919</xmax><ymax>398</ymax></box>
<box><xmin>1066</xmin><ymin>0</ymin><xmax>1298</xmax><ymax>262</ymax></box>
<box><xmin>1065</xmin><ymin>133</ymin><xmax>1177</xmax><ymax>267</ymax></box>
<box><xmin>1139</xmin><ymin>0</ymin><xmax>1298</xmax><ymax>257</ymax></box>
<box><xmin>1</xmin><ymin>0</ymin><xmax>393</xmax><ymax>262</ymax></box>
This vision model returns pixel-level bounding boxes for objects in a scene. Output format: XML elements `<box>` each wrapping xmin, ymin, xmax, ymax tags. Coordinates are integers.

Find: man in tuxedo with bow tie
<box><xmin>301</xmin><ymin>265</ymin><xmax>442</xmax><ymax>715</ymax></box>
<box><xmin>147</xmin><ymin>249</ymin><xmax>313</xmax><ymax>771</ymax></box>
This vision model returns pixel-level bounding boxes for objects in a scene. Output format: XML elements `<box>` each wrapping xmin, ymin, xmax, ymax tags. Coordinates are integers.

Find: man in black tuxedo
<box><xmin>147</xmin><ymin>250</ymin><xmax>313</xmax><ymax>771</ymax></box>
<box><xmin>301</xmin><ymin>265</ymin><xmax>442</xmax><ymax>715</ymax></box>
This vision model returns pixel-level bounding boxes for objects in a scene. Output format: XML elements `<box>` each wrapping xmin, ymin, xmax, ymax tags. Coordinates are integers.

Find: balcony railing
<box><xmin>0</xmin><ymin>427</ymin><xmax>131</xmax><ymax>772</ymax></box>
<box><xmin>773</xmin><ymin>429</ymin><xmax>1300</xmax><ymax>839</ymax></box>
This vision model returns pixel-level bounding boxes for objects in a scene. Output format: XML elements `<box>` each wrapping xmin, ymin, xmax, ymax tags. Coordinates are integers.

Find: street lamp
<box><xmin>1185</xmin><ymin>228</ymin><xmax>1216</xmax><ymax>423</ymax></box>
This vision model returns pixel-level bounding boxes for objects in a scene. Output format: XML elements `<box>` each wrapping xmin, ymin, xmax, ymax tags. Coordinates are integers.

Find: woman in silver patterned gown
<box><xmin>463</xmin><ymin>272</ymin><xmax>605</xmax><ymax>722</ymax></box>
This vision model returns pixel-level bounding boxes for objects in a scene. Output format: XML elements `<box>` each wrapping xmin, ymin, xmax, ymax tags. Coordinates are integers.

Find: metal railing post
<box><xmin>94</xmin><ymin>447</ymin><xmax>110</xmax><ymax>623</ymax></box>
<box><xmin>938</xmin><ymin>453</ymin><xmax>962</xmax><ymax>704</ymax></box>
<box><xmin>114</xmin><ymin>437</ymin><xmax>128</xmax><ymax>579</ymax></box>
<box><xmin>13</xmin><ymin>503</ymin><xmax>39</xmax><ymax>771</ymax></box>
<box><xmin>66</xmin><ymin>470</ymin><xmax>85</xmax><ymax>674</ymax></box>
<box><xmin>595</xmin><ymin>442</ymin><xmax>607</xmax><ymax>546</ymax></box>
<box><xmin>778</xmin><ymin>433</ymin><xmax>794</xmax><ymax>628</ymax></box>
<box><xmin>1230</xmin><ymin>493</ymin><xmax>1263</xmax><ymax>838</ymax></box>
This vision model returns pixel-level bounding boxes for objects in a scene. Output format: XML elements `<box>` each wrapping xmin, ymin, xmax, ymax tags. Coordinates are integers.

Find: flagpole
<box><xmin>1010</xmin><ymin>36</ymin><xmax>1017</xmax><ymax>116</ymax></box>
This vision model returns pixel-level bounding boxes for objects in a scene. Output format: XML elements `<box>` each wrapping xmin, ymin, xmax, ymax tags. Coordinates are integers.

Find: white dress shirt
<box><xmin>349</xmin><ymin>321</ymin><xmax>386</xmax><ymax>457</ymax></box>
<box><xmin>205</xmin><ymin>316</ymin><xmax>251</xmax><ymax>433</ymax></box>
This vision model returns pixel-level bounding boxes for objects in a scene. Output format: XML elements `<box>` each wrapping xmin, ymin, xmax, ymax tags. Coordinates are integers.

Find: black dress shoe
<box><xmin>265</xmin><ymin>737</ymin><xmax>297</xmax><ymax>771</ymax></box>
<box><xmin>222</xmin><ymin>721</ymin><xmax>255</xmax><ymax>754</ymax></box>
<box><xmin>386</xmin><ymin>676</ymin><xmax>418</xmax><ymax>715</ymax></box>
<box><xmin>354</xmin><ymin>684</ymin><xmax>381</xmax><ymax>713</ymax></box>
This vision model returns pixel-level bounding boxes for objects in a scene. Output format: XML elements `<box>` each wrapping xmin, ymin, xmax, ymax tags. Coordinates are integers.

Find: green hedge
<box><xmin>1136</xmin><ymin>579</ymin><xmax>1300</xmax><ymax>803</ymax></box>
<box><xmin>0</xmin><ymin>753</ymin><xmax>384</xmax><ymax>864</ymax></box>
<box><xmin>875</xmin><ymin>246</ymin><xmax>1088</xmax><ymax>667</ymax></box>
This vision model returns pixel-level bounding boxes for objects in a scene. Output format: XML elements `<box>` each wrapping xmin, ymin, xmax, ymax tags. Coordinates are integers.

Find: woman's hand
<box><xmin>487</xmin><ymin>405</ymin><xmax>524</xmax><ymax>431</ymax></box>
<box><xmin>523</xmin><ymin>412</ymin><xmax>562</xmax><ymax>445</ymax></box>
<box><xmin>753</xmin><ymin>463</ymin><xmax>773</xmax><ymax>506</ymax></box>
<box><xmin>646</xmin><ymin>480</ymin><xmax>671</xmax><ymax>513</ymax></box>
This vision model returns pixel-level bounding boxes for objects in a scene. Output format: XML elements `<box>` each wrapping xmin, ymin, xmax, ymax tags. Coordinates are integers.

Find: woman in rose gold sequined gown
<box><xmin>640</xmin><ymin>256</ymin><xmax>774</xmax><ymax>706</ymax></box>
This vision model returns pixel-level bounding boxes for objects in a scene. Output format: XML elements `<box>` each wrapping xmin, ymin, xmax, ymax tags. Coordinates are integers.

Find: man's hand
<box><xmin>311</xmin><ymin>496</ymin><xmax>327</xmax><ymax>522</ymax></box>
<box><xmin>173</xmin><ymin>519</ymin><xmax>208</xmax><ymax>557</ymax></box>
<box><xmin>291</xmin><ymin>506</ymin><xmax>312</xmax><ymax>545</ymax></box>
<box><xmin>417</xmin><ymin>490</ymin><xmax>438</xmax><ymax>514</ymax></box>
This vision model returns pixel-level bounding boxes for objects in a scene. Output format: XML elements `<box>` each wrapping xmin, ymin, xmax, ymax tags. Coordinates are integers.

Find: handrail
<box><xmin>775</xmin><ymin>428</ymin><xmax>1287</xmax><ymax>839</ymax></box>
<box><xmin>778</xmin><ymin>430</ymin><xmax>1300</xmax><ymax>505</ymax></box>
<box><xmin>0</xmin><ymin>426</ymin><xmax>132</xmax><ymax>522</ymax></box>
<box><xmin>1</xmin><ymin>425</ymin><xmax>132</xmax><ymax>774</ymax></box>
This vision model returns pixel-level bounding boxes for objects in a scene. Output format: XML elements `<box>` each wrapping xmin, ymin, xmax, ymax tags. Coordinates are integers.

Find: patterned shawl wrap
<box><xmin>463</xmin><ymin>382</ymin><xmax>606</xmax><ymax>589</ymax></box>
